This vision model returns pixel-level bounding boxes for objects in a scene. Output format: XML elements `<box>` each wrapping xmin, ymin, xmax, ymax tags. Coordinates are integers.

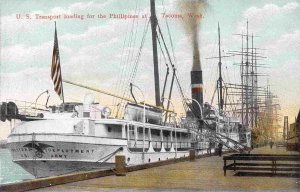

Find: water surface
<box><xmin>0</xmin><ymin>148</ymin><xmax>34</xmax><ymax>184</ymax></box>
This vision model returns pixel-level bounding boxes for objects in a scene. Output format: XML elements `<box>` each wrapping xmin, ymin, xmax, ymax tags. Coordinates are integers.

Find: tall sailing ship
<box><xmin>0</xmin><ymin>0</ymin><xmax>251</xmax><ymax>178</ymax></box>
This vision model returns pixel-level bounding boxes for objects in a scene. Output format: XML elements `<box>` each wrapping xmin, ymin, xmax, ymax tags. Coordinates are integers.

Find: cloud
<box><xmin>1</xmin><ymin>12</ymin><xmax>49</xmax><ymax>37</ymax></box>
<box><xmin>60</xmin><ymin>18</ymin><xmax>130</xmax><ymax>43</ymax></box>
<box><xmin>237</xmin><ymin>2</ymin><xmax>299</xmax><ymax>33</ymax></box>
<box><xmin>0</xmin><ymin>68</ymin><xmax>52</xmax><ymax>101</ymax></box>
<box><xmin>2</xmin><ymin>42</ymin><xmax>51</xmax><ymax>65</ymax></box>
<box><xmin>265</xmin><ymin>29</ymin><xmax>300</xmax><ymax>56</ymax></box>
<box><xmin>2</xmin><ymin>41</ymin><xmax>72</xmax><ymax>72</ymax></box>
<box><xmin>50</xmin><ymin>1</ymin><xmax>111</xmax><ymax>15</ymax></box>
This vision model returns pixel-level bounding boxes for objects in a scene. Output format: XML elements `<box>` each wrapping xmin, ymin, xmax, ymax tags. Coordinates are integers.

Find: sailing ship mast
<box><xmin>245</xmin><ymin>20</ymin><xmax>249</xmax><ymax>126</ymax></box>
<box><xmin>217</xmin><ymin>23</ymin><xmax>223</xmax><ymax>111</ymax></box>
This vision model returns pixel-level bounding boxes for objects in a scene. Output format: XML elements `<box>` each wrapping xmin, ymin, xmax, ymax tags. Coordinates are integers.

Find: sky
<box><xmin>0</xmin><ymin>0</ymin><xmax>299</xmax><ymax>139</ymax></box>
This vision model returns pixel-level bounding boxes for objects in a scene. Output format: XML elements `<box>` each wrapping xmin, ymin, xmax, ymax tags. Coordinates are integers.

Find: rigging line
<box><xmin>118</xmin><ymin>19</ymin><xmax>150</xmax><ymax>115</ymax></box>
<box><xmin>114</xmin><ymin>18</ymin><xmax>137</xmax><ymax>109</ymax></box>
<box><xmin>126</xmin><ymin>21</ymin><xmax>149</xmax><ymax>95</ymax></box>
<box><xmin>120</xmin><ymin>21</ymin><xmax>138</xmax><ymax>95</ymax></box>
<box><xmin>130</xmin><ymin>19</ymin><xmax>150</xmax><ymax>82</ymax></box>
<box><xmin>157</xmin><ymin>24</ymin><xmax>174</xmax><ymax>68</ymax></box>
<box><xmin>161</xmin><ymin>0</ymin><xmax>177</xmax><ymax>65</ymax></box>
<box><xmin>224</xmin><ymin>64</ymin><xmax>231</xmax><ymax>89</ymax></box>
<box><xmin>156</xmin><ymin>34</ymin><xmax>169</xmax><ymax>68</ymax></box>
<box><xmin>207</xmin><ymin>64</ymin><xmax>215</xmax><ymax>104</ymax></box>
<box><xmin>158</xmin><ymin>39</ymin><xmax>162</xmax><ymax>85</ymax></box>
<box><xmin>157</xmin><ymin>27</ymin><xmax>185</xmax><ymax>107</ymax></box>
<box><xmin>157</xmin><ymin>33</ymin><xmax>170</xmax><ymax>100</ymax></box>
<box><xmin>116</xmin><ymin>2</ymin><xmax>140</xmax><ymax>91</ymax></box>
<box><xmin>115</xmin><ymin>49</ymin><xmax>139</xmax><ymax>113</ymax></box>
<box><xmin>131</xmin><ymin>18</ymin><xmax>150</xmax><ymax>80</ymax></box>
<box><xmin>208</xmin><ymin>61</ymin><xmax>218</xmax><ymax>105</ymax></box>
<box><xmin>224</xmin><ymin>64</ymin><xmax>232</xmax><ymax>112</ymax></box>
<box><xmin>157</xmin><ymin>22</ymin><xmax>189</xmax><ymax>102</ymax></box>
<box><xmin>173</xmin><ymin>73</ymin><xmax>187</xmax><ymax>109</ymax></box>
<box><xmin>174</xmin><ymin>74</ymin><xmax>188</xmax><ymax>110</ymax></box>
<box><xmin>206</xmin><ymin>37</ymin><xmax>218</xmax><ymax>103</ymax></box>
<box><xmin>157</xmin><ymin>21</ymin><xmax>181</xmax><ymax>112</ymax></box>
<box><xmin>224</xmin><ymin>84</ymin><xmax>234</xmax><ymax>115</ymax></box>
<box><xmin>210</xmin><ymin>85</ymin><xmax>217</xmax><ymax>105</ymax></box>
<box><xmin>112</xmin><ymin>19</ymin><xmax>132</xmax><ymax>115</ymax></box>
<box><xmin>116</xmin><ymin>1</ymin><xmax>141</xmax><ymax>115</ymax></box>
<box><xmin>127</xmin><ymin>4</ymin><xmax>143</xmax><ymax>82</ymax></box>
<box><xmin>156</xmin><ymin>18</ymin><xmax>187</xmax><ymax>112</ymax></box>
<box><xmin>120</xmin><ymin>12</ymin><xmax>144</xmax><ymax>106</ymax></box>
<box><xmin>118</xmin><ymin>1</ymin><xmax>140</xmax><ymax>95</ymax></box>
<box><xmin>96</xmin><ymin>147</ymin><xmax>123</xmax><ymax>163</ymax></box>
<box><xmin>65</xmin><ymin>147</ymin><xmax>123</xmax><ymax>175</ymax></box>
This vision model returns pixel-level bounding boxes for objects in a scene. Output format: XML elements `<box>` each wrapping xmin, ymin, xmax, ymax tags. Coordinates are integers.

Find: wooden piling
<box><xmin>189</xmin><ymin>149</ymin><xmax>196</xmax><ymax>161</ymax></box>
<box><xmin>115</xmin><ymin>155</ymin><xmax>126</xmax><ymax>176</ymax></box>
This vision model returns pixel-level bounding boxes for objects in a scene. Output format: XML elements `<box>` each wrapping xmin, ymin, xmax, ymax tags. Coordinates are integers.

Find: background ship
<box><xmin>0</xmin><ymin>0</ymin><xmax>252</xmax><ymax>178</ymax></box>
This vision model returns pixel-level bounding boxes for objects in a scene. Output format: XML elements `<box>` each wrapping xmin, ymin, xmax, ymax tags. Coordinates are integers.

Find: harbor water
<box><xmin>0</xmin><ymin>148</ymin><xmax>34</xmax><ymax>184</ymax></box>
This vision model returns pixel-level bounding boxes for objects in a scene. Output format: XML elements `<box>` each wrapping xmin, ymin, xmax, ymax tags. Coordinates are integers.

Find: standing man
<box><xmin>270</xmin><ymin>141</ymin><xmax>274</xmax><ymax>149</ymax></box>
<box><xmin>218</xmin><ymin>143</ymin><xmax>223</xmax><ymax>156</ymax></box>
<box><xmin>207</xmin><ymin>140</ymin><xmax>213</xmax><ymax>156</ymax></box>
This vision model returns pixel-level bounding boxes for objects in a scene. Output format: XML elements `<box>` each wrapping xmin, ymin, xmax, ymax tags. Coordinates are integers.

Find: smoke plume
<box><xmin>177</xmin><ymin>0</ymin><xmax>207</xmax><ymax>71</ymax></box>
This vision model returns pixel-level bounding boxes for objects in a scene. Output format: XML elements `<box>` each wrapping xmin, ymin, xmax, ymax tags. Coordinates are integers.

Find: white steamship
<box><xmin>1</xmin><ymin>0</ymin><xmax>250</xmax><ymax>178</ymax></box>
<box><xmin>5</xmin><ymin>95</ymin><xmax>198</xmax><ymax>177</ymax></box>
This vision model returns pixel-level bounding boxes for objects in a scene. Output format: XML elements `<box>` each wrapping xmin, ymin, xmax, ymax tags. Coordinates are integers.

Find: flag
<box><xmin>51</xmin><ymin>22</ymin><xmax>64</xmax><ymax>102</ymax></box>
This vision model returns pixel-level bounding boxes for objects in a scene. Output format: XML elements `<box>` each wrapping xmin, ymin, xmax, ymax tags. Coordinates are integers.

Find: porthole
<box><xmin>127</xmin><ymin>157</ymin><xmax>130</xmax><ymax>162</ymax></box>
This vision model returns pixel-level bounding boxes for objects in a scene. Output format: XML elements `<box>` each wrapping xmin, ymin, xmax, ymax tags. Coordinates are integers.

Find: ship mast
<box><xmin>217</xmin><ymin>23</ymin><xmax>223</xmax><ymax>111</ymax></box>
<box><xmin>150</xmin><ymin>0</ymin><xmax>161</xmax><ymax>107</ymax></box>
<box><xmin>245</xmin><ymin>20</ymin><xmax>249</xmax><ymax>126</ymax></box>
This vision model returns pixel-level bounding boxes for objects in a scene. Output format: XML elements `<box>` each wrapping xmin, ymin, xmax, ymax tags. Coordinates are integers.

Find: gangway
<box><xmin>187</xmin><ymin>119</ymin><xmax>251</xmax><ymax>153</ymax></box>
<box><xmin>205</xmin><ymin>119</ymin><xmax>251</xmax><ymax>153</ymax></box>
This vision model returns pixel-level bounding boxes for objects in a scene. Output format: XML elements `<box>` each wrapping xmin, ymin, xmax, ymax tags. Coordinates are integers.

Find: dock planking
<box><xmin>27</xmin><ymin>146</ymin><xmax>300</xmax><ymax>191</ymax></box>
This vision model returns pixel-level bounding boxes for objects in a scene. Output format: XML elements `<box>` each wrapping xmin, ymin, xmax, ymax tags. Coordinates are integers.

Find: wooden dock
<box><xmin>31</xmin><ymin>146</ymin><xmax>299</xmax><ymax>191</ymax></box>
<box><xmin>1</xmin><ymin>146</ymin><xmax>299</xmax><ymax>191</ymax></box>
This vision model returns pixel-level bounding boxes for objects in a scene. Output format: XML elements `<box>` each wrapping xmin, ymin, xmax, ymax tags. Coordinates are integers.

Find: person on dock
<box><xmin>207</xmin><ymin>140</ymin><xmax>213</xmax><ymax>156</ymax></box>
<box><xmin>270</xmin><ymin>141</ymin><xmax>274</xmax><ymax>149</ymax></box>
<box><xmin>217</xmin><ymin>143</ymin><xmax>223</xmax><ymax>156</ymax></box>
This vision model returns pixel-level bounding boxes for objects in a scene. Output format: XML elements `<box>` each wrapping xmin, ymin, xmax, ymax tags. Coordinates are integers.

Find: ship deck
<box><xmin>27</xmin><ymin>146</ymin><xmax>300</xmax><ymax>191</ymax></box>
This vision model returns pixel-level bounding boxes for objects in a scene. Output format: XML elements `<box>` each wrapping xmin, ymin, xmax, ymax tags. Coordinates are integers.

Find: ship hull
<box><xmin>7</xmin><ymin>135</ymin><xmax>123</xmax><ymax>177</ymax></box>
<box><xmin>7</xmin><ymin>133</ymin><xmax>196</xmax><ymax>178</ymax></box>
<box><xmin>14</xmin><ymin>160</ymin><xmax>113</xmax><ymax>178</ymax></box>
